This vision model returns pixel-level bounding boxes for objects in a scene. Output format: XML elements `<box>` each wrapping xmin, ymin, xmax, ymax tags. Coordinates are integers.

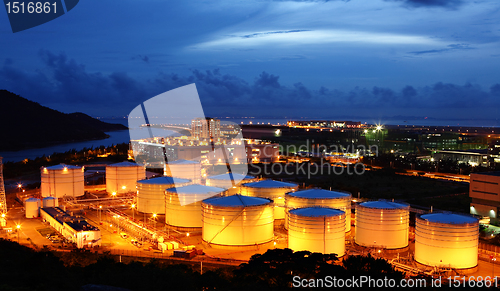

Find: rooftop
<box><xmin>287</xmin><ymin>188</ymin><xmax>351</xmax><ymax>199</ymax></box>
<box><xmin>203</xmin><ymin>194</ymin><xmax>271</xmax><ymax>207</ymax></box>
<box><xmin>243</xmin><ymin>180</ymin><xmax>298</xmax><ymax>189</ymax></box>
<box><xmin>107</xmin><ymin>161</ymin><xmax>141</xmax><ymax>167</ymax></box>
<box><xmin>359</xmin><ymin>200</ymin><xmax>409</xmax><ymax>210</ymax></box>
<box><xmin>138</xmin><ymin>176</ymin><xmax>190</xmax><ymax>185</ymax></box>
<box><xmin>166</xmin><ymin>184</ymin><xmax>225</xmax><ymax>194</ymax></box>
<box><xmin>420</xmin><ymin>212</ymin><xmax>478</xmax><ymax>224</ymax></box>
<box><xmin>290</xmin><ymin>207</ymin><xmax>345</xmax><ymax>217</ymax></box>
<box><xmin>207</xmin><ymin>173</ymin><xmax>254</xmax><ymax>181</ymax></box>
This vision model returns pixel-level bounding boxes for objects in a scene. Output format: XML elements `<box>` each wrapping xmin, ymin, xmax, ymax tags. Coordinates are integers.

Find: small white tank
<box><xmin>42</xmin><ymin>197</ymin><xmax>58</xmax><ymax>208</ymax></box>
<box><xmin>25</xmin><ymin>198</ymin><xmax>40</xmax><ymax>218</ymax></box>
<box><xmin>288</xmin><ymin>207</ymin><xmax>346</xmax><ymax>256</ymax></box>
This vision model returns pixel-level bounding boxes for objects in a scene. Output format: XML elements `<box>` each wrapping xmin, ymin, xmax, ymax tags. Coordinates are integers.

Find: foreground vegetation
<box><xmin>0</xmin><ymin>239</ymin><xmax>412</xmax><ymax>291</ymax></box>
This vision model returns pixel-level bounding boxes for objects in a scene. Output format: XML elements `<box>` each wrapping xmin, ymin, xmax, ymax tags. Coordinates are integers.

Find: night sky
<box><xmin>1</xmin><ymin>0</ymin><xmax>500</xmax><ymax>121</ymax></box>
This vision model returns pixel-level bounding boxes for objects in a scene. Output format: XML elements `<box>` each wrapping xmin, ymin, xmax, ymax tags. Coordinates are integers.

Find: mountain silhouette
<box><xmin>0</xmin><ymin>90</ymin><xmax>127</xmax><ymax>151</ymax></box>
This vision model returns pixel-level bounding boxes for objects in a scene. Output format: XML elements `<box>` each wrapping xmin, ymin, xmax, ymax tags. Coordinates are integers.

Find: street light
<box><xmin>112</xmin><ymin>192</ymin><xmax>117</xmax><ymax>198</ymax></box>
<box><xmin>16</xmin><ymin>224</ymin><xmax>21</xmax><ymax>244</ymax></box>
<box><xmin>99</xmin><ymin>205</ymin><xmax>102</xmax><ymax>223</ymax></box>
<box><xmin>152</xmin><ymin>213</ymin><xmax>157</xmax><ymax>231</ymax></box>
<box><xmin>131</xmin><ymin>204</ymin><xmax>136</xmax><ymax>221</ymax></box>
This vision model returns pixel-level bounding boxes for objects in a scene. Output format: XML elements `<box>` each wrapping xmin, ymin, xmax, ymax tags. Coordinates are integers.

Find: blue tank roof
<box><xmin>203</xmin><ymin>194</ymin><xmax>271</xmax><ymax>207</ymax></box>
<box><xmin>289</xmin><ymin>207</ymin><xmax>345</xmax><ymax>217</ymax></box>
<box><xmin>107</xmin><ymin>161</ymin><xmax>141</xmax><ymax>167</ymax></box>
<box><xmin>166</xmin><ymin>184</ymin><xmax>225</xmax><ymax>194</ymax></box>
<box><xmin>420</xmin><ymin>213</ymin><xmax>478</xmax><ymax>224</ymax></box>
<box><xmin>138</xmin><ymin>176</ymin><xmax>190</xmax><ymax>185</ymax></box>
<box><xmin>243</xmin><ymin>180</ymin><xmax>298</xmax><ymax>188</ymax></box>
<box><xmin>168</xmin><ymin>159</ymin><xmax>199</xmax><ymax>165</ymax></box>
<box><xmin>359</xmin><ymin>200</ymin><xmax>409</xmax><ymax>210</ymax></box>
<box><xmin>44</xmin><ymin>164</ymin><xmax>82</xmax><ymax>170</ymax></box>
<box><xmin>287</xmin><ymin>188</ymin><xmax>351</xmax><ymax>199</ymax></box>
<box><xmin>207</xmin><ymin>173</ymin><xmax>254</xmax><ymax>181</ymax></box>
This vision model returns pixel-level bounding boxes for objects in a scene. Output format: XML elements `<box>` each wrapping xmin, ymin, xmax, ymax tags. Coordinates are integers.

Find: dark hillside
<box><xmin>0</xmin><ymin>90</ymin><xmax>127</xmax><ymax>151</ymax></box>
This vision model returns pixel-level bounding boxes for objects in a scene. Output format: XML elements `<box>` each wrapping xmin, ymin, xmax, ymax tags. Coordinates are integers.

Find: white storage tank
<box><xmin>136</xmin><ymin>176</ymin><xmax>190</xmax><ymax>214</ymax></box>
<box><xmin>241</xmin><ymin>180</ymin><xmax>299</xmax><ymax>220</ymax></box>
<box><xmin>202</xmin><ymin>194</ymin><xmax>274</xmax><ymax>246</ymax></box>
<box><xmin>41</xmin><ymin>164</ymin><xmax>85</xmax><ymax>198</ymax></box>
<box><xmin>206</xmin><ymin>173</ymin><xmax>256</xmax><ymax>190</ymax></box>
<box><xmin>288</xmin><ymin>207</ymin><xmax>346</xmax><ymax>256</ymax></box>
<box><xmin>42</xmin><ymin>197</ymin><xmax>58</xmax><ymax>208</ymax></box>
<box><xmin>355</xmin><ymin>200</ymin><xmax>410</xmax><ymax>249</ymax></box>
<box><xmin>106</xmin><ymin>161</ymin><xmax>146</xmax><ymax>195</ymax></box>
<box><xmin>25</xmin><ymin>198</ymin><xmax>40</xmax><ymax>218</ymax></box>
<box><xmin>285</xmin><ymin>188</ymin><xmax>352</xmax><ymax>232</ymax></box>
<box><xmin>165</xmin><ymin>184</ymin><xmax>225</xmax><ymax>228</ymax></box>
<box><xmin>415</xmin><ymin>212</ymin><xmax>479</xmax><ymax>269</ymax></box>
<box><xmin>165</xmin><ymin>159</ymin><xmax>201</xmax><ymax>183</ymax></box>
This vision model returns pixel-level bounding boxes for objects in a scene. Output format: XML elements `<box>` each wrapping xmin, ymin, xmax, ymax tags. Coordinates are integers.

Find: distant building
<box><xmin>469</xmin><ymin>172</ymin><xmax>500</xmax><ymax>223</ymax></box>
<box><xmin>434</xmin><ymin>150</ymin><xmax>488</xmax><ymax>167</ymax></box>
<box><xmin>191</xmin><ymin>117</ymin><xmax>221</xmax><ymax>139</ymax></box>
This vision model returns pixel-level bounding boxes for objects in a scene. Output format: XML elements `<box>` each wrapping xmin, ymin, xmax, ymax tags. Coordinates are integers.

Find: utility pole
<box><xmin>0</xmin><ymin>157</ymin><xmax>8</xmax><ymax>222</ymax></box>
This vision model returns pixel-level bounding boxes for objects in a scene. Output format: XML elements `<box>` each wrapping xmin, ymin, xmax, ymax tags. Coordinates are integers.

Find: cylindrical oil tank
<box><xmin>106</xmin><ymin>161</ymin><xmax>146</xmax><ymax>195</ymax></box>
<box><xmin>42</xmin><ymin>196</ymin><xmax>58</xmax><ymax>208</ymax></box>
<box><xmin>202</xmin><ymin>195</ymin><xmax>274</xmax><ymax>246</ymax></box>
<box><xmin>25</xmin><ymin>198</ymin><xmax>40</xmax><ymax>218</ymax></box>
<box><xmin>355</xmin><ymin>200</ymin><xmax>410</xmax><ymax>249</ymax></box>
<box><xmin>285</xmin><ymin>188</ymin><xmax>352</xmax><ymax>232</ymax></box>
<box><xmin>206</xmin><ymin>173</ymin><xmax>256</xmax><ymax>193</ymax></box>
<box><xmin>165</xmin><ymin>184</ymin><xmax>225</xmax><ymax>228</ymax></box>
<box><xmin>415</xmin><ymin>212</ymin><xmax>479</xmax><ymax>269</ymax></box>
<box><xmin>165</xmin><ymin>159</ymin><xmax>201</xmax><ymax>183</ymax></box>
<box><xmin>288</xmin><ymin>207</ymin><xmax>346</xmax><ymax>256</ymax></box>
<box><xmin>136</xmin><ymin>176</ymin><xmax>190</xmax><ymax>214</ymax></box>
<box><xmin>240</xmin><ymin>180</ymin><xmax>299</xmax><ymax>220</ymax></box>
<box><xmin>41</xmin><ymin>164</ymin><xmax>85</xmax><ymax>198</ymax></box>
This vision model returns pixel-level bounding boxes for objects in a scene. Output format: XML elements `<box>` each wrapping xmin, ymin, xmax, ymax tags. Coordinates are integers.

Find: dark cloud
<box><xmin>132</xmin><ymin>55</ymin><xmax>149</xmax><ymax>63</ymax></box>
<box><xmin>409</xmin><ymin>44</ymin><xmax>473</xmax><ymax>55</ymax></box>
<box><xmin>0</xmin><ymin>51</ymin><xmax>496</xmax><ymax>119</ymax></box>
<box><xmin>239</xmin><ymin>30</ymin><xmax>310</xmax><ymax>39</ymax></box>
<box><xmin>280</xmin><ymin>55</ymin><xmax>307</xmax><ymax>61</ymax></box>
<box><xmin>387</xmin><ymin>0</ymin><xmax>464</xmax><ymax>9</ymax></box>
